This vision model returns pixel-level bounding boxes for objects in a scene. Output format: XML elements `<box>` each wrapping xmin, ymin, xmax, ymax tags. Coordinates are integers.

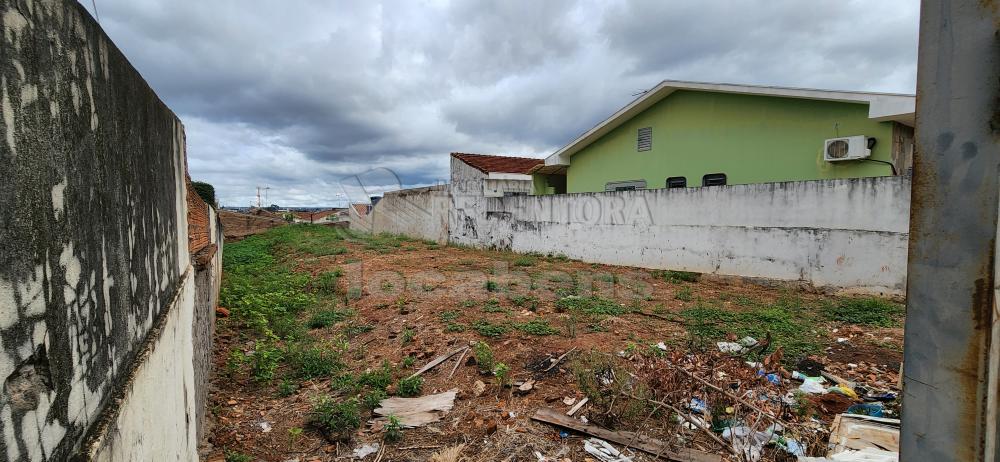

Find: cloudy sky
<box><xmin>80</xmin><ymin>0</ymin><xmax>920</xmax><ymax>207</ymax></box>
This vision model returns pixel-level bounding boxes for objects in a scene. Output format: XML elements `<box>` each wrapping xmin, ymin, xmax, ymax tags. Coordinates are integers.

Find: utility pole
<box><xmin>256</xmin><ymin>186</ymin><xmax>270</xmax><ymax>208</ymax></box>
<box><xmin>902</xmin><ymin>2</ymin><xmax>999</xmax><ymax>461</ymax></box>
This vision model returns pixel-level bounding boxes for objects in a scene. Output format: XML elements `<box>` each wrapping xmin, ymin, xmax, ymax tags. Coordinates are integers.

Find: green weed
<box><xmin>309</xmin><ymin>397</ymin><xmax>361</xmax><ymax>441</ymax></box>
<box><xmin>514</xmin><ymin>319</ymin><xmax>559</xmax><ymax>336</ymax></box>
<box><xmin>825</xmin><ymin>298</ymin><xmax>904</xmax><ymax>327</ymax></box>
<box><xmin>472</xmin><ymin>320</ymin><xmax>510</xmax><ymax>338</ymax></box>
<box><xmin>397</xmin><ymin>376</ymin><xmax>423</xmax><ymax>397</ymax></box>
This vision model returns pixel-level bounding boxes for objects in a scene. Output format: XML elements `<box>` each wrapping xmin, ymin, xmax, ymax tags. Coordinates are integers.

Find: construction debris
<box><xmin>566</xmin><ymin>397</ymin><xmax>588</xmax><ymax>416</ymax></box>
<box><xmin>407</xmin><ymin>347</ymin><xmax>468</xmax><ymax>379</ymax></box>
<box><xmin>373</xmin><ymin>390</ymin><xmax>457</xmax><ymax>428</ymax></box>
<box><xmin>827</xmin><ymin>414</ymin><xmax>900</xmax><ymax>455</ymax></box>
<box><xmin>531</xmin><ymin>408</ymin><xmax>723</xmax><ymax>462</ymax></box>
<box><xmin>583</xmin><ymin>438</ymin><xmax>634</xmax><ymax>462</ymax></box>
<box><xmin>352</xmin><ymin>443</ymin><xmax>380</xmax><ymax>459</ymax></box>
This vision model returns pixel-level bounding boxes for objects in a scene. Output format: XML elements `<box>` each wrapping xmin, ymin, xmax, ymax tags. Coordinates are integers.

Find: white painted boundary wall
<box><xmin>371</xmin><ymin>185</ymin><xmax>450</xmax><ymax>243</ymax></box>
<box><xmin>468</xmin><ymin>176</ymin><xmax>910</xmax><ymax>295</ymax></box>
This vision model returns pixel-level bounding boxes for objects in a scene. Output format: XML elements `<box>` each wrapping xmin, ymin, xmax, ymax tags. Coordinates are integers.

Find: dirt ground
<box><xmin>203</xmin><ymin>227</ymin><xmax>904</xmax><ymax>462</ymax></box>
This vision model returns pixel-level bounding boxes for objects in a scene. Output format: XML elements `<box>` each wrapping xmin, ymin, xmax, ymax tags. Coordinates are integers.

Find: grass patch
<box><xmin>556</xmin><ymin>296</ymin><xmax>626</xmax><ymax>318</ymax></box>
<box><xmin>825</xmin><ymin>298</ymin><xmax>904</xmax><ymax>327</ymax></box>
<box><xmin>514</xmin><ymin>319</ymin><xmax>559</xmax><ymax>336</ymax></box>
<box><xmin>439</xmin><ymin>310</ymin><xmax>461</xmax><ymax>322</ymax></box>
<box><xmin>652</xmin><ymin>269</ymin><xmax>700</xmax><ymax>283</ymax></box>
<box><xmin>445</xmin><ymin>322</ymin><xmax>466</xmax><ymax>333</ymax></box>
<box><xmin>680</xmin><ymin>297</ymin><xmax>824</xmax><ymax>362</ymax></box>
<box><xmin>308</xmin><ymin>308</ymin><xmax>354</xmax><ymax>329</ymax></box>
<box><xmin>674</xmin><ymin>287</ymin><xmax>693</xmax><ymax>302</ymax></box>
<box><xmin>508</xmin><ymin>294</ymin><xmax>538</xmax><ymax>310</ymax></box>
<box><xmin>512</xmin><ymin>256</ymin><xmax>537</xmax><ymax>267</ymax></box>
<box><xmin>472</xmin><ymin>320</ymin><xmax>510</xmax><ymax>338</ymax></box>
<box><xmin>286</xmin><ymin>342</ymin><xmax>343</xmax><ymax>379</ymax></box>
<box><xmin>482</xmin><ymin>298</ymin><xmax>510</xmax><ymax>314</ymax></box>
<box><xmin>358</xmin><ymin>362</ymin><xmax>393</xmax><ymax>391</ymax></box>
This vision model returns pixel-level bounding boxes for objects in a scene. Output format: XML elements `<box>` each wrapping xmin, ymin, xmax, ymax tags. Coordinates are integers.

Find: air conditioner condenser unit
<box><xmin>824</xmin><ymin>135</ymin><xmax>870</xmax><ymax>162</ymax></box>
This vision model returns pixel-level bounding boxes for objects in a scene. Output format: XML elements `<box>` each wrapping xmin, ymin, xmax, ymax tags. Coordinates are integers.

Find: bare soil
<box><xmin>203</xmin><ymin>235</ymin><xmax>903</xmax><ymax>462</ymax></box>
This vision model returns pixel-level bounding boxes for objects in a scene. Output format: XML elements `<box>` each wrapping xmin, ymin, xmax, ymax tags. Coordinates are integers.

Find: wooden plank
<box><xmin>566</xmin><ymin>397</ymin><xmax>588</xmax><ymax>416</ymax></box>
<box><xmin>407</xmin><ymin>347</ymin><xmax>467</xmax><ymax>379</ymax></box>
<box><xmin>531</xmin><ymin>408</ymin><xmax>722</xmax><ymax>462</ymax></box>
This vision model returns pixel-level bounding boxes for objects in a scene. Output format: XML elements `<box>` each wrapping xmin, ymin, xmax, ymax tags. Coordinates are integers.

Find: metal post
<box><xmin>903</xmin><ymin>1</ymin><xmax>1000</xmax><ymax>461</ymax></box>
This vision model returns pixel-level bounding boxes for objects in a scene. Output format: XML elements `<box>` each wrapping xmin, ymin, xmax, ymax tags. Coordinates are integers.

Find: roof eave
<box><xmin>544</xmin><ymin>80</ymin><xmax>917</xmax><ymax>165</ymax></box>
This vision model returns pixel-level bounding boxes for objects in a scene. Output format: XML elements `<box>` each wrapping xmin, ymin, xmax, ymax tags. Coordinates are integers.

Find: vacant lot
<box><xmin>204</xmin><ymin>225</ymin><xmax>904</xmax><ymax>462</ymax></box>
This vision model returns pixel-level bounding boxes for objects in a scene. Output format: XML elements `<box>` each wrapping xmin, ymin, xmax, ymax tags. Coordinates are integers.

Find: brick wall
<box><xmin>218</xmin><ymin>210</ymin><xmax>287</xmax><ymax>240</ymax></box>
<box><xmin>186</xmin><ymin>179</ymin><xmax>211</xmax><ymax>254</ymax></box>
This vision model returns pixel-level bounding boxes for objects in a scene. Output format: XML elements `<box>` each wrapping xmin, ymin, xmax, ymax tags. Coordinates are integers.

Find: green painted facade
<box><xmin>544</xmin><ymin>90</ymin><xmax>898</xmax><ymax>194</ymax></box>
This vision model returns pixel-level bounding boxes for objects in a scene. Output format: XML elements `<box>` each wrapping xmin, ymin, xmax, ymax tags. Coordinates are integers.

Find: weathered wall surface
<box><xmin>448</xmin><ymin>156</ymin><xmax>489</xmax><ymax>246</ymax></box>
<box><xmin>464</xmin><ymin>177</ymin><xmax>910</xmax><ymax>295</ymax></box>
<box><xmin>218</xmin><ymin>210</ymin><xmax>285</xmax><ymax>240</ymax></box>
<box><xmin>0</xmin><ymin>1</ymin><xmax>218</xmax><ymax>460</ymax></box>
<box><xmin>366</xmin><ymin>185</ymin><xmax>449</xmax><ymax>243</ymax></box>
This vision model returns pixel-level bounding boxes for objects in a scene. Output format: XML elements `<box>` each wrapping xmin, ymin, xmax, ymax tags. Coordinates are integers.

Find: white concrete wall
<box><xmin>368</xmin><ymin>185</ymin><xmax>450</xmax><ymax>243</ymax></box>
<box><xmin>448</xmin><ymin>157</ymin><xmax>489</xmax><ymax>246</ymax></box>
<box><xmin>462</xmin><ymin>176</ymin><xmax>910</xmax><ymax>295</ymax></box>
<box><xmin>85</xmin><ymin>271</ymin><xmax>199</xmax><ymax>461</ymax></box>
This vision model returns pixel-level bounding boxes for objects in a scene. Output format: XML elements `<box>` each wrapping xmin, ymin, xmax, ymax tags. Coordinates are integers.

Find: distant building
<box><xmin>534</xmin><ymin>80</ymin><xmax>915</xmax><ymax>194</ymax></box>
<box><xmin>450</xmin><ymin>152</ymin><xmax>543</xmax><ymax>198</ymax></box>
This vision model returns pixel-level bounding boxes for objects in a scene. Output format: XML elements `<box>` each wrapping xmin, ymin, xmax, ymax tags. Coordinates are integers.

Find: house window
<box><xmin>702</xmin><ymin>173</ymin><xmax>727</xmax><ymax>187</ymax></box>
<box><xmin>637</xmin><ymin>127</ymin><xmax>652</xmax><ymax>152</ymax></box>
<box><xmin>666</xmin><ymin>177</ymin><xmax>687</xmax><ymax>188</ymax></box>
<box><xmin>605</xmin><ymin>180</ymin><xmax>647</xmax><ymax>192</ymax></box>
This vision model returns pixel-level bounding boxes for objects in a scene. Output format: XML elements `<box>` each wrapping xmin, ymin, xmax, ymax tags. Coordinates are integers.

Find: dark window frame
<box><xmin>605</xmin><ymin>180</ymin><xmax>647</xmax><ymax>192</ymax></box>
<box><xmin>702</xmin><ymin>173</ymin><xmax>727</xmax><ymax>187</ymax></box>
<box><xmin>666</xmin><ymin>177</ymin><xmax>687</xmax><ymax>188</ymax></box>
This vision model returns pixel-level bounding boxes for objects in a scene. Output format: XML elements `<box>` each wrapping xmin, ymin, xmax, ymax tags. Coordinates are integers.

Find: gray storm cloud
<box><xmin>83</xmin><ymin>0</ymin><xmax>918</xmax><ymax>207</ymax></box>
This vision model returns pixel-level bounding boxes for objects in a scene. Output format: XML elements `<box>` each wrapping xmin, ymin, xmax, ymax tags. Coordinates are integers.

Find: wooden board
<box><xmin>530</xmin><ymin>408</ymin><xmax>722</xmax><ymax>462</ymax></box>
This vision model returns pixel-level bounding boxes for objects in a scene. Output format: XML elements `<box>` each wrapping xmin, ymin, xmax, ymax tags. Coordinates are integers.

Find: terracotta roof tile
<box><xmin>451</xmin><ymin>152</ymin><xmax>543</xmax><ymax>174</ymax></box>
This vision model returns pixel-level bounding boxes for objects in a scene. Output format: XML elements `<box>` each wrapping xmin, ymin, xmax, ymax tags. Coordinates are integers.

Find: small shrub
<box><xmin>358</xmin><ymin>362</ymin><xmax>393</xmax><ymax>391</ymax></box>
<box><xmin>250</xmin><ymin>341</ymin><xmax>282</xmax><ymax>383</ymax></box>
<box><xmin>277</xmin><ymin>379</ymin><xmax>298</xmax><ymax>397</ymax></box>
<box><xmin>484</xmin><ymin>280</ymin><xmax>499</xmax><ymax>292</ymax></box>
<box><xmin>362</xmin><ymin>388</ymin><xmax>388</xmax><ymax>409</ymax></box>
<box><xmin>397</xmin><ymin>376</ymin><xmax>423</xmax><ymax>397</ymax></box>
<box><xmin>492</xmin><ymin>362</ymin><xmax>510</xmax><ymax>387</ymax></box>
<box><xmin>309</xmin><ymin>397</ymin><xmax>361</xmax><ymax>441</ymax></box>
<box><xmin>402</xmin><ymin>355</ymin><xmax>416</xmax><ymax>369</ymax></box>
<box><xmin>473</xmin><ymin>341</ymin><xmax>495</xmax><ymax>372</ymax></box>
<box><xmin>400</xmin><ymin>327</ymin><xmax>416</xmax><ymax>344</ymax></box>
<box><xmin>287</xmin><ymin>343</ymin><xmax>341</xmax><ymax>379</ymax></box>
<box><xmin>675</xmin><ymin>287</ymin><xmax>693</xmax><ymax>302</ymax></box>
<box><xmin>472</xmin><ymin>320</ymin><xmax>510</xmax><ymax>338</ymax></box>
<box><xmin>384</xmin><ymin>415</ymin><xmax>404</xmax><ymax>442</ymax></box>
<box><xmin>508</xmin><ymin>295</ymin><xmax>538</xmax><ymax>310</ymax></box>
<box><xmin>514</xmin><ymin>319</ymin><xmax>559</xmax><ymax>336</ymax></box>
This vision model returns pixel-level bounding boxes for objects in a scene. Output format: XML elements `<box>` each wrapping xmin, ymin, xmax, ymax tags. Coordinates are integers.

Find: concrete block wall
<box><xmin>0</xmin><ymin>1</ymin><xmax>221</xmax><ymax>460</ymax></box>
<box><xmin>365</xmin><ymin>185</ymin><xmax>450</xmax><ymax>243</ymax></box>
<box><xmin>466</xmin><ymin>176</ymin><xmax>911</xmax><ymax>296</ymax></box>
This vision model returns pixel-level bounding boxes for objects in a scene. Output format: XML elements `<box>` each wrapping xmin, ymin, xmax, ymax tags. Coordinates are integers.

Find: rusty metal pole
<box><xmin>902</xmin><ymin>1</ymin><xmax>1000</xmax><ymax>461</ymax></box>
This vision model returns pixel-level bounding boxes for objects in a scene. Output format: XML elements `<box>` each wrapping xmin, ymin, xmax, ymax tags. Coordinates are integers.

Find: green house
<box><xmin>532</xmin><ymin>81</ymin><xmax>916</xmax><ymax>194</ymax></box>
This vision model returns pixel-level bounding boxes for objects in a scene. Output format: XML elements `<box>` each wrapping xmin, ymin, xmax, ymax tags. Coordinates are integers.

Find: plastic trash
<box><xmin>717</xmin><ymin>341</ymin><xmax>744</xmax><ymax>353</ymax></box>
<box><xmin>847</xmin><ymin>403</ymin><xmax>885</xmax><ymax>417</ymax></box>
<box><xmin>352</xmin><ymin>443</ymin><xmax>380</xmax><ymax>459</ymax></box>
<box><xmin>865</xmin><ymin>392</ymin><xmax>897</xmax><ymax>402</ymax></box>
<box><xmin>799</xmin><ymin>379</ymin><xmax>827</xmax><ymax>394</ymax></box>
<box><xmin>792</xmin><ymin>371</ymin><xmax>826</xmax><ymax>382</ymax></box>
<box><xmin>583</xmin><ymin>438</ymin><xmax>634</xmax><ymax>462</ymax></box>
<box><xmin>785</xmin><ymin>439</ymin><xmax>807</xmax><ymax>456</ymax></box>
<box><xmin>688</xmin><ymin>398</ymin><xmax>708</xmax><ymax>414</ymax></box>
<box><xmin>828</xmin><ymin>384</ymin><xmax>859</xmax><ymax>399</ymax></box>
<box><xmin>756</xmin><ymin>370</ymin><xmax>781</xmax><ymax>384</ymax></box>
